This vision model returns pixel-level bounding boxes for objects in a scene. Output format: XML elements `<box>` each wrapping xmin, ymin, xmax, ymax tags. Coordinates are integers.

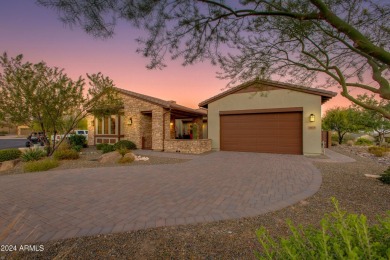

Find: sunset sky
<box><xmin>0</xmin><ymin>1</ymin><xmax>351</xmax><ymax>112</ymax></box>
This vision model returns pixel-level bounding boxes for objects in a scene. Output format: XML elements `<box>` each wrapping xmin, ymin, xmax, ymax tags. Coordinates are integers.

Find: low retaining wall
<box><xmin>164</xmin><ymin>139</ymin><xmax>212</xmax><ymax>154</ymax></box>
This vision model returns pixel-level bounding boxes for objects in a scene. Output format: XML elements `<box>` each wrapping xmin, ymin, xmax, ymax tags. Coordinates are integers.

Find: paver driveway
<box><xmin>0</xmin><ymin>151</ymin><xmax>321</xmax><ymax>244</ymax></box>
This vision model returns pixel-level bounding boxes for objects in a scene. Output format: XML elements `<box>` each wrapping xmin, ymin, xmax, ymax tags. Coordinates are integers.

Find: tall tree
<box><xmin>322</xmin><ymin>107</ymin><xmax>363</xmax><ymax>144</ymax></box>
<box><xmin>352</xmin><ymin>94</ymin><xmax>390</xmax><ymax>144</ymax></box>
<box><xmin>0</xmin><ymin>53</ymin><xmax>122</xmax><ymax>155</ymax></box>
<box><xmin>37</xmin><ymin>0</ymin><xmax>390</xmax><ymax>117</ymax></box>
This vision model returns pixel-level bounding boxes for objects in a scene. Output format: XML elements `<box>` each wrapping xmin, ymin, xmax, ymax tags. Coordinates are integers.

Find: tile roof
<box><xmin>114</xmin><ymin>87</ymin><xmax>206</xmax><ymax>116</ymax></box>
<box><xmin>199</xmin><ymin>79</ymin><xmax>337</xmax><ymax>107</ymax></box>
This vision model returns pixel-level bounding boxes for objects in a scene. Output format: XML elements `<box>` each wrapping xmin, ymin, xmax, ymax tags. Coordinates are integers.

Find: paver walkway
<box><xmin>307</xmin><ymin>148</ymin><xmax>356</xmax><ymax>163</ymax></box>
<box><xmin>0</xmin><ymin>151</ymin><xmax>321</xmax><ymax>244</ymax></box>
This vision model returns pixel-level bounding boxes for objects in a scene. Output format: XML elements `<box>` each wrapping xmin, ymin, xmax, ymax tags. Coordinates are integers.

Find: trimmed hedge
<box><xmin>0</xmin><ymin>149</ymin><xmax>22</xmax><ymax>162</ymax></box>
<box><xmin>114</xmin><ymin>140</ymin><xmax>137</xmax><ymax>150</ymax></box>
<box><xmin>102</xmin><ymin>144</ymin><xmax>115</xmax><ymax>154</ymax></box>
<box><xmin>24</xmin><ymin>159</ymin><xmax>59</xmax><ymax>172</ymax></box>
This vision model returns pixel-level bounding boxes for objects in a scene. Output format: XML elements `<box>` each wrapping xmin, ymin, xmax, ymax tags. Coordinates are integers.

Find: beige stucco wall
<box><xmin>207</xmin><ymin>89</ymin><xmax>322</xmax><ymax>155</ymax></box>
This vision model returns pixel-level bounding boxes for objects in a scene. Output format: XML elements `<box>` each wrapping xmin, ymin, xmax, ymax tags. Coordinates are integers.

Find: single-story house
<box><xmin>199</xmin><ymin>79</ymin><xmax>337</xmax><ymax>155</ymax></box>
<box><xmin>87</xmin><ymin>79</ymin><xmax>336</xmax><ymax>155</ymax></box>
<box><xmin>86</xmin><ymin>88</ymin><xmax>211</xmax><ymax>154</ymax></box>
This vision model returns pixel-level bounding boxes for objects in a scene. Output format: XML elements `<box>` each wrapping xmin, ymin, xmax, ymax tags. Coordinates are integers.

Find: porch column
<box><xmin>193</xmin><ymin>117</ymin><xmax>203</xmax><ymax>139</ymax></box>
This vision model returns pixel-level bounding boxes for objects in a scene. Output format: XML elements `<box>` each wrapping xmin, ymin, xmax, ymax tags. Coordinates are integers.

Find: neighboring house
<box><xmin>199</xmin><ymin>79</ymin><xmax>337</xmax><ymax>155</ymax></box>
<box><xmin>87</xmin><ymin>88</ymin><xmax>211</xmax><ymax>154</ymax></box>
<box><xmin>17</xmin><ymin>125</ymin><xmax>32</xmax><ymax>136</ymax></box>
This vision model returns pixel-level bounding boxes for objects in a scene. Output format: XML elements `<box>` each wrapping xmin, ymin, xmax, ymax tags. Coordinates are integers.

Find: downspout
<box><xmin>162</xmin><ymin>107</ymin><xmax>171</xmax><ymax>151</ymax></box>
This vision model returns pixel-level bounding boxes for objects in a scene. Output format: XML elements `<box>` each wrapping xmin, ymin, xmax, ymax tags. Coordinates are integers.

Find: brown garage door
<box><xmin>220</xmin><ymin>111</ymin><xmax>302</xmax><ymax>154</ymax></box>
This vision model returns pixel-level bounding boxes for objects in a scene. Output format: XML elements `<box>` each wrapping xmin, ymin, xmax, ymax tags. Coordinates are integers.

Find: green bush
<box><xmin>0</xmin><ymin>149</ymin><xmax>22</xmax><ymax>162</ymax></box>
<box><xmin>0</xmin><ymin>130</ymin><xmax>8</xmax><ymax>135</ymax></box>
<box><xmin>255</xmin><ymin>198</ymin><xmax>390</xmax><ymax>259</ymax></box>
<box><xmin>53</xmin><ymin>149</ymin><xmax>79</xmax><ymax>160</ymax></box>
<box><xmin>355</xmin><ymin>137</ymin><xmax>373</xmax><ymax>146</ymax></box>
<box><xmin>101</xmin><ymin>144</ymin><xmax>115</xmax><ymax>154</ymax></box>
<box><xmin>96</xmin><ymin>143</ymin><xmax>104</xmax><ymax>150</ymax></box>
<box><xmin>21</xmin><ymin>148</ymin><xmax>47</xmax><ymax>162</ymax></box>
<box><xmin>379</xmin><ymin>168</ymin><xmax>390</xmax><ymax>184</ymax></box>
<box><xmin>113</xmin><ymin>140</ymin><xmax>137</xmax><ymax>150</ymax></box>
<box><xmin>69</xmin><ymin>134</ymin><xmax>87</xmax><ymax>147</ymax></box>
<box><xmin>72</xmin><ymin>145</ymin><xmax>83</xmax><ymax>152</ymax></box>
<box><xmin>368</xmin><ymin>146</ymin><xmax>389</xmax><ymax>157</ymax></box>
<box><xmin>24</xmin><ymin>158</ymin><xmax>59</xmax><ymax>172</ymax></box>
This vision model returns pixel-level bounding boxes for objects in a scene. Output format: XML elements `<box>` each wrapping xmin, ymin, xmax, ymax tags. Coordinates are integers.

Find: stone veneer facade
<box><xmin>87</xmin><ymin>92</ymin><xmax>210</xmax><ymax>153</ymax></box>
<box><xmin>164</xmin><ymin>139</ymin><xmax>212</xmax><ymax>154</ymax></box>
<box><xmin>87</xmin><ymin>92</ymin><xmax>169</xmax><ymax>150</ymax></box>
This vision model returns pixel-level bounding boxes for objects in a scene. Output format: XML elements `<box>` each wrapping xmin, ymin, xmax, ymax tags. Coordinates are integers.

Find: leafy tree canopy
<box><xmin>0</xmin><ymin>53</ymin><xmax>122</xmax><ymax>154</ymax></box>
<box><xmin>37</xmin><ymin>0</ymin><xmax>390</xmax><ymax>118</ymax></box>
<box><xmin>352</xmin><ymin>94</ymin><xmax>390</xmax><ymax>143</ymax></box>
<box><xmin>322</xmin><ymin>107</ymin><xmax>363</xmax><ymax>144</ymax></box>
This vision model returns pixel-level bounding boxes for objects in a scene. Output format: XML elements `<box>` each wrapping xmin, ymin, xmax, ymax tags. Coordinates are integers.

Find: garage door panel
<box><xmin>220</xmin><ymin>112</ymin><xmax>302</xmax><ymax>154</ymax></box>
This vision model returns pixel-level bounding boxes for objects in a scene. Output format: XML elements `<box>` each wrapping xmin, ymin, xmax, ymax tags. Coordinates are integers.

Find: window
<box><xmin>96</xmin><ymin>116</ymin><xmax>118</xmax><ymax>135</ymax></box>
<box><xmin>110</xmin><ymin>116</ymin><xmax>116</xmax><ymax>135</ymax></box>
<box><xmin>97</xmin><ymin>118</ymin><xmax>103</xmax><ymax>134</ymax></box>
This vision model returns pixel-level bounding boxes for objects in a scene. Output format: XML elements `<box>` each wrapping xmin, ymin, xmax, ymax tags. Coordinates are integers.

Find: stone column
<box><xmin>192</xmin><ymin>117</ymin><xmax>203</xmax><ymax>139</ymax></box>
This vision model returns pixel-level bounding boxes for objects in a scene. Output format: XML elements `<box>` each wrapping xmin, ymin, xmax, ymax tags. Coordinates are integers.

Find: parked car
<box><xmin>26</xmin><ymin>132</ymin><xmax>46</xmax><ymax>147</ymax></box>
<box><xmin>50</xmin><ymin>130</ymin><xmax>88</xmax><ymax>142</ymax></box>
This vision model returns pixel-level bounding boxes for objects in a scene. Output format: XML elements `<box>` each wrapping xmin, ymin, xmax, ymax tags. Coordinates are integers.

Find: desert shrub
<box><xmin>101</xmin><ymin>144</ymin><xmax>115</xmax><ymax>154</ymax></box>
<box><xmin>368</xmin><ymin>146</ymin><xmax>389</xmax><ymax>157</ymax></box>
<box><xmin>117</xmin><ymin>156</ymin><xmax>134</xmax><ymax>164</ymax></box>
<box><xmin>355</xmin><ymin>137</ymin><xmax>373</xmax><ymax>146</ymax></box>
<box><xmin>331</xmin><ymin>141</ymin><xmax>338</xmax><ymax>146</ymax></box>
<box><xmin>346</xmin><ymin>140</ymin><xmax>354</xmax><ymax>146</ymax></box>
<box><xmin>53</xmin><ymin>149</ymin><xmax>79</xmax><ymax>160</ymax></box>
<box><xmin>21</xmin><ymin>148</ymin><xmax>47</xmax><ymax>162</ymax></box>
<box><xmin>0</xmin><ymin>131</ymin><xmax>8</xmax><ymax>135</ymax></box>
<box><xmin>0</xmin><ymin>149</ymin><xmax>22</xmax><ymax>162</ymax></box>
<box><xmin>255</xmin><ymin>198</ymin><xmax>390</xmax><ymax>259</ymax></box>
<box><xmin>379</xmin><ymin>168</ymin><xmax>390</xmax><ymax>184</ymax></box>
<box><xmin>56</xmin><ymin>141</ymin><xmax>71</xmax><ymax>151</ymax></box>
<box><xmin>69</xmin><ymin>135</ymin><xmax>87</xmax><ymax>147</ymax></box>
<box><xmin>72</xmin><ymin>145</ymin><xmax>83</xmax><ymax>152</ymax></box>
<box><xmin>114</xmin><ymin>140</ymin><xmax>137</xmax><ymax>150</ymax></box>
<box><xmin>24</xmin><ymin>159</ymin><xmax>59</xmax><ymax>172</ymax></box>
<box><xmin>117</xmin><ymin>146</ymin><xmax>130</xmax><ymax>157</ymax></box>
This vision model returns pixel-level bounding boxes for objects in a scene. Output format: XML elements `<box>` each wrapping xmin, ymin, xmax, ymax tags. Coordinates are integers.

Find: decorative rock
<box><xmin>98</xmin><ymin>151</ymin><xmax>121</xmax><ymax>163</ymax></box>
<box><xmin>134</xmin><ymin>155</ymin><xmax>149</xmax><ymax>161</ymax></box>
<box><xmin>98</xmin><ymin>151</ymin><xmax>136</xmax><ymax>163</ymax></box>
<box><xmin>364</xmin><ymin>174</ymin><xmax>381</xmax><ymax>178</ymax></box>
<box><xmin>124</xmin><ymin>152</ymin><xmax>135</xmax><ymax>161</ymax></box>
<box><xmin>0</xmin><ymin>159</ymin><xmax>21</xmax><ymax>172</ymax></box>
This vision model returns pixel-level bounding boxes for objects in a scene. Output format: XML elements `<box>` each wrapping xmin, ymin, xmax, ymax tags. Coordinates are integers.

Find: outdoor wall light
<box><xmin>128</xmin><ymin>117</ymin><xmax>133</xmax><ymax>125</ymax></box>
<box><xmin>309</xmin><ymin>114</ymin><xmax>315</xmax><ymax>122</ymax></box>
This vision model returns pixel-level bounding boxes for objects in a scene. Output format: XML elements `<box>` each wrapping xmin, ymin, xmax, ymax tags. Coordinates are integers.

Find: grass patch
<box><xmin>53</xmin><ymin>149</ymin><xmax>79</xmax><ymax>160</ymax></box>
<box><xmin>24</xmin><ymin>158</ymin><xmax>59</xmax><ymax>172</ymax></box>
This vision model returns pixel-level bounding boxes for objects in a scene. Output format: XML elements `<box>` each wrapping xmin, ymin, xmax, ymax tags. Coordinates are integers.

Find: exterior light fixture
<box><xmin>128</xmin><ymin>117</ymin><xmax>133</xmax><ymax>125</ymax></box>
<box><xmin>309</xmin><ymin>114</ymin><xmax>315</xmax><ymax>122</ymax></box>
<box><xmin>170</xmin><ymin>122</ymin><xmax>173</xmax><ymax>126</ymax></box>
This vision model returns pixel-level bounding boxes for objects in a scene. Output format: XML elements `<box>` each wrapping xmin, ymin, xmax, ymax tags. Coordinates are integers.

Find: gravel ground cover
<box><xmin>0</xmin><ymin>147</ymin><xmax>190</xmax><ymax>176</ymax></box>
<box><xmin>2</xmin><ymin>147</ymin><xmax>389</xmax><ymax>259</ymax></box>
<box><xmin>335</xmin><ymin>144</ymin><xmax>390</xmax><ymax>166</ymax></box>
